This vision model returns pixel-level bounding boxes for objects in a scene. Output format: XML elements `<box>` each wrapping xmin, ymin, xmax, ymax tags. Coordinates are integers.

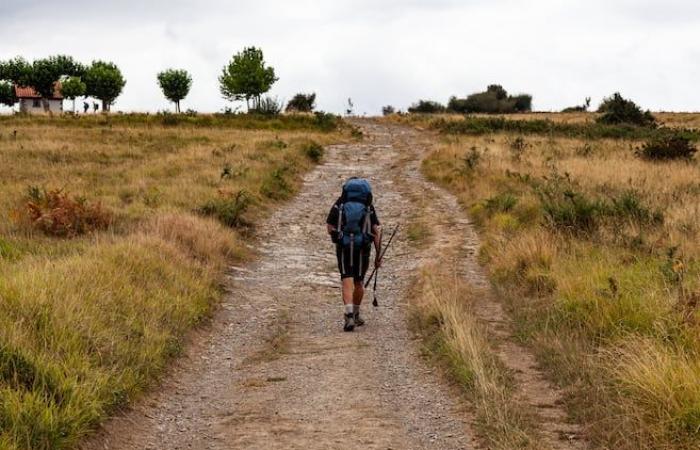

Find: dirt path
<box><xmin>82</xmin><ymin>121</ymin><xmax>583</xmax><ymax>450</ymax></box>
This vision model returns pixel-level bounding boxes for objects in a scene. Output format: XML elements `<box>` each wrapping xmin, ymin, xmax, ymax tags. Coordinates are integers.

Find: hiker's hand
<box><xmin>375</xmin><ymin>256</ymin><xmax>382</xmax><ymax>269</ymax></box>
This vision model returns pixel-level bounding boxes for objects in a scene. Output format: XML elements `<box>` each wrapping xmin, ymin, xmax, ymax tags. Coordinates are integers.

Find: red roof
<box><xmin>14</xmin><ymin>82</ymin><xmax>63</xmax><ymax>100</ymax></box>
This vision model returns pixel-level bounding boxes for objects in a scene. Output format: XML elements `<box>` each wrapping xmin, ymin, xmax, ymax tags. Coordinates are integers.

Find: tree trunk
<box><xmin>73</xmin><ymin>98</ymin><xmax>76</xmax><ymax>113</ymax></box>
<box><xmin>102</xmin><ymin>100</ymin><xmax>110</xmax><ymax>112</ymax></box>
<box><xmin>176</xmin><ymin>101</ymin><xmax>180</xmax><ymax>114</ymax></box>
<box><xmin>42</xmin><ymin>98</ymin><xmax>50</xmax><ymax>113</ymax></box>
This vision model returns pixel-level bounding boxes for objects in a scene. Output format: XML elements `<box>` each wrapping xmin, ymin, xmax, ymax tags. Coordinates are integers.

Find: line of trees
<box><xmin>0</xmin><ymin>56</ymin><xmax>125</xmax><ymax>112</ymax></box>
<box><xmin>1</xmin><ymin>47</ymin><xmax>319</xmax><ymax>115</ymax></box>
<box><xmin>407</xmin><ymin>85</ymin><xmax>533</xmax><ymax>115</ymax></box>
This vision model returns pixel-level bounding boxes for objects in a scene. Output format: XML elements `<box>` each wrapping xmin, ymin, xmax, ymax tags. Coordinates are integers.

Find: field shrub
<box><xmin>261</xmin><ymin>167</ymin><xmax>293</xmax><ymax>200</ymax></box>
<box><xmin>636</xmin><ymin>134</ymin><xmax>697</xmax><ymax>161</ymax></box>
<box><xmin>382</xmin><ymin>105</ymin><xmax>395</xmax><ymax>116</ymax></box>
<box><xmin>197</xmin><ymin>189</ymin><xmax>252</xmax><ymax>228</ymax></box>
<box><xmin>432</xmin><ymin>116</ymin><xmax>700</xmax><ymax>142</ymax></box>
<box><xmin>16</xmin><ymin>187</ymin><xmax>111</xmax><ymax>237</ymax></box>
<box><xmin>408</xmin><ymin>100</ymin><xmax>445</xmax><ymax>114</ymax></box>
<box><xmin>302</xmin><ymin>141</ymin><xmax>324</xmax><ymax>162</ymax></box>
<box><xmin>448</xmin><ymin>85</ymin><xmax>532</xmax><ymax>114</ymax></box>
<box><xmin>313</xmin><ymin>112</ymin><xmax>340</xmax><ymax>131</ymax></box>
<box><xmin>597</xmin><ymin>93</ymin><xmax>656</xmax><ymax>127</ymax></box>
<box><xmin>250</xmin><ymin>96</ymin><xmax>283</xmax><ymax>116</ymax></box>
<box><xmin>285</xmin><ymin>93</ymin><xmax>316</xmax><ymax>112</ymax></box>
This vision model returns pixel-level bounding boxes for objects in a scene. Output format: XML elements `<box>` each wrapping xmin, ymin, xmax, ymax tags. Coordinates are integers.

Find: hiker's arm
<box><xmin>373</xmin><ymin>225</ymin><xmax>382</xmax><ymax>267</ymax></box>
<box><xmin>326</xmin><ymin>224</ymin><xmax>336</xmax><ymax>234</ymax></box>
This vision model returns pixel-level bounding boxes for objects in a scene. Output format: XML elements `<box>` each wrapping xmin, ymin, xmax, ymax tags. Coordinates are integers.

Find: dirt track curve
<box><xmin>82</xmin><ymin>121</ymin><xmax>583</xmax><ymax>450</ymax></box>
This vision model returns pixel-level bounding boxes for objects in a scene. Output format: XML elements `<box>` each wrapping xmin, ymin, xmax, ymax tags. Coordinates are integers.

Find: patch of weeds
<box><xmin>485</xmin><ymin>193</ymin><xmax>518</xmax><ymax>214</ymax></box>
<box><xmin>575</xmin><ymin>142</ymin><xmax>595</xmax><ymax>157</ymax></box>
<box><xmin>261</xmin><ymin>167</ymin><xmax>293</xmax><ymax>200</ymax></box>
<box><xmin>258</xmin><ymin>138</ymin><xmax>288</xmax><ymax>151</ymax></box>
<box><xmin>460</xmin><ymin>146</ymin><xmax>481</xmax><ymax>173</ymax></box>
<box><xmin>302</xmin><ymin>141</ymin><xmax>324</xmax><ymax>162</ymax></box>
<box><xmin>507</xmin><ymin>136</ymin><xmax>528</xmax><ymax>161</ymax></box>
<box><xmin>197</xmin><ymin>189</ymin><xmax>252</xmax><ymax>229</ymax></box>
<box><xmin>13</xmin><ymin>186</ymin><xmax>112</xmax><ymax>237</ymax></box>
<box><xmin>0</xmin><ymin>237</ymin><xmax>18</xmax><ymax>260</ymax></box>
<box><xmin>350</xmin><ymin>127</ymin><xmax>364</xmax><ymax>140</ymax></box>
<box><xmin>636</xmin><ymin>134</ymin><xmax>697</xmax><ymax>161</ymax></box>
<box><xmin>143</xmin><ymin>186</ymin><xmax>162</xmax><ymax>208</ymax></box>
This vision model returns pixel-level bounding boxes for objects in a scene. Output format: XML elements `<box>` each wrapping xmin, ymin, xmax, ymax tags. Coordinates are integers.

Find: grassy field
<box><xmin>0</xmin><ymin>113</ymin><xmax>345</xmax><ymax>450</ymax></box>
<box><xmin>393</xmin><ymin>113</ymin><xmax>700</xmax><ymax>449</ymax></box>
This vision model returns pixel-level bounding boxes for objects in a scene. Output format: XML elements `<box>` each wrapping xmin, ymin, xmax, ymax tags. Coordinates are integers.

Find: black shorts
<box><xmin>336</xmin><ymin>245</ymin><xmax>372</xmax><ymax>281</ymax></box>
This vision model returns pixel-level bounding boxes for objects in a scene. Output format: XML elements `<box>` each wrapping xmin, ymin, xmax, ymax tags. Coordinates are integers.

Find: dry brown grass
<box><xmin>0</xmin><ymin>116</ymin><xmax>344</xmax><ymax>450</ymax></box>
<box><xmin>422</xmin><ymin>127</ymin><xmax>700</xmax><ymax>449</ymax></box>
<box><xmin>411</xmin><ymin>267</ymin><xmax>543</xmax><ymax>450</ymax></box>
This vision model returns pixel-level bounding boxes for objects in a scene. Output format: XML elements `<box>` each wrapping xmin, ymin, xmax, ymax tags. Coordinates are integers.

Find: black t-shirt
<box><xmin>326</xmin><ymin>197</ymin><xmax>380</xmax><ymax>228</ymax></box>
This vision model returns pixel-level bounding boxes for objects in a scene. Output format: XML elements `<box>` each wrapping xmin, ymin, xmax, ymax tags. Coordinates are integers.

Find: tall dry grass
<box><xmin>0</xmin><ymin>116</ymin><xmax>344</xmax><ymax>449</ymax></box>
<box><xmin>411</xmin><ymin>267</ymin><xmax>542</xmax><ymax>450</ymax></box>
<box><xmin>421</xmin><ymin>127</ymin><xmax>700</xmax><ymax>449</ymax></box>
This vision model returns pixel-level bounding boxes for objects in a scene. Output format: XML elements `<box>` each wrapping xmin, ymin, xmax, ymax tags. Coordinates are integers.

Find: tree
<box><xmin>0</xmin><ymin>57</ymin><xmax>32</xmax><ymax>86</ymax></box>
<box><xmin>0</xmin><ymin>81</ymin><xmax>15</xmax><ymax>107</ymax></box>
<box><xmin>84</xmin><ymin>61</ymin><xmax>126</xmax><ymax>112</ymax></box>
<box><xmin>30</xmin><ymin>55</ymin><xmax>85</xmax><ymax>111</ymax></box>
<box><xmin>61</xmin><ymin>76</ymin><xmax>87</xmax><ymax>113</ymax></box>
<box><xmin>219</xmin><ymin>47</ymin><xmax>277</xmax><ymax>110</ymax></box>
<box><xmin>285</xmin><ymin>92</ymin><xmax>316</xmax><ymax>112</ymax></box>
<box><xmin>157</xmin><ymin>69</ymin><xmax>192</xmax><ymax>113</ymax></box>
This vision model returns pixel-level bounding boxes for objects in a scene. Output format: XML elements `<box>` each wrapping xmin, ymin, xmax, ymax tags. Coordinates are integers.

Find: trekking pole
<box><xmin>364</xmin><ymin>225</ymin><xmax>399</xmax><ymax>306</ymax></box>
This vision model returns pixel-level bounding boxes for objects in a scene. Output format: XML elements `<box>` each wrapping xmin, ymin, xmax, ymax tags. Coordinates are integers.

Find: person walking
<box><xmin>326</xmin><ymin>177</ymin><xmax>382</xmax><ymax>332</ymax></box>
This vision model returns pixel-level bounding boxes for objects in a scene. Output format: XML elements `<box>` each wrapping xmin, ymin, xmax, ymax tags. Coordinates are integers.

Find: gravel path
<box><xmin>82</xmin><ymin>121</ymin><xmax>477</xmax><ymax>450</ymax></box>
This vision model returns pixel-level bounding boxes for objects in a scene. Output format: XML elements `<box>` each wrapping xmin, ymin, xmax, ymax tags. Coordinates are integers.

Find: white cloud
<box><xmin>1</xmin><ymin>0</ymin><xmax>699</xmax><ymax>114</ymax></box>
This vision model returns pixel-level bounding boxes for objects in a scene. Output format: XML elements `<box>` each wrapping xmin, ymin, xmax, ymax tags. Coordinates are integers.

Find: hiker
<box><xmin>93</xmin><ymin>102</ymin><xmax>99</xmax><ymax>113</ymax></box>
<box><xmin>83</xmin><ymin>101</ymin><xmax>89</xmax><ymax>114</ymax></box>
<box><xmin>326</xmin><ymin>177</ymin><xmax>382</xmax><ymax>332</ymax></box>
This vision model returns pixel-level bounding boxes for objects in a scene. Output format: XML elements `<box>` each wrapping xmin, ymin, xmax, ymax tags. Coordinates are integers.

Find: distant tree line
<box><xmin>406</xmin><ymin>85</ymin><xmax>533</xmax><ymax>115</ymax></box>
<box><xmin>0</xmin><ymin>47</ymin><xmax>323</xmax><ymax>116</ymax></box>
<box><xmin>0</xmin><ymin>56</ymin><xmax>125</xmax><ymax>111</ymax></box>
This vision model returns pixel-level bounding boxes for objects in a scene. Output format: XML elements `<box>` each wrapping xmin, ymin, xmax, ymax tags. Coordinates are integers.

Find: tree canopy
<box><xmin>157</xmin><ymin>69</ymin><xmax>192</xmax><ymax>113</ymax></box>
<box><xmin>219</xmin><ymin>47</ymin><xmax>277</xmax><ymax>110</ymax></box>
<box><xmin>0</xmin><ymin>81</ymin><xmax>15</xmax><ymax>107</ymax></box>
<box><xmin>84</xmin><ymin>61</ymin><xmax>126</xmax><ymax>111</ymax></box>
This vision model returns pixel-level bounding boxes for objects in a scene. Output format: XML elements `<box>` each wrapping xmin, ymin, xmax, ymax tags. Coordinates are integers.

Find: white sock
<box><xmin>353</xmin><ymin>305</ymin><xmax>360</xmax><ymax>314</ymax></box>
<box><xmin>345</xmin><ymin>304</ymin><xmax>354</xmax><ymax>315</ymax></box>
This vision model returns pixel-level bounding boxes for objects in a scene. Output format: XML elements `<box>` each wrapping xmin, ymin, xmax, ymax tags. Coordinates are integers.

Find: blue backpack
<box><xmin>337</xmin><ymin>178</ymin><xmax>373</xmax><ymax>250</ymax></box>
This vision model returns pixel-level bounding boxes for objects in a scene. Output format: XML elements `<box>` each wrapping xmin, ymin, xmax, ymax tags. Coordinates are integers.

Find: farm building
<box><xmin>15</xmin><ymin>83</ymin><xmax>63</xmax><ymax>114</ymax></box>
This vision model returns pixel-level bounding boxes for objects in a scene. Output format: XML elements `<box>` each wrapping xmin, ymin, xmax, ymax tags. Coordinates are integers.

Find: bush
<box><xmin>596</xmin><ymin>93</ymin><xmax>656</xmax><ymax>126</ymax></box>
<box><xmin>636</xmin><ymin>134</ymin><xmax>697</xmax><ymax>161</ymax></box>
<box><xmin>448</xmin><ymin>85</ymin><xmax>533</xmax><ymax>114</ymax></box>
<box><xmin>197</xmin><ymin>189</ymin><xmax>251</xmax><ymax>228</ymax></box>
<box><xmin>382</xmin><ymin>105</ymin><xmax>395</xmax><ymax>116</ymax></box>
<box><xmin>250</xmin><ymin>96</ymin><xmax>283</xmax><ymax>116</ymax></box>
<box><xmin>562</xmin><ymin>97</ymin><xmax>591</xmax><ymax>113</ymax></box>
<box><xmin>15</xmin><ymin>187</ymin><xmax>112</xmax><ymax>237</ymax></box>
<box><xmin>408</xmin><ymin>100</ymin><xmax>445</xmax><ymax>114</ymax></box>
<box><xmin>313</xmin><ymin>112</ymin><xmax>340</xmax><ymax>131</ymax></box>
<box><xmin>302</xmin><ymin>141</ymin><xmax>324</xmax><ymax>162</ymax></box>
<box><xmin>261</xmin><ymin>167</ymin><xmax>293</xmax><ymax>200</ymax></box>
<box><xmin>286</xmin><ymin>93</ymin><xmax>316</xmax><ymax>112</ymax></box>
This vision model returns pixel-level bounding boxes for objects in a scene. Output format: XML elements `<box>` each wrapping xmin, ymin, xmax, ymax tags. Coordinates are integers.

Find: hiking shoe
<box><xmin>343</xmin><ymin>313</ymin><xmax>355</xmax><ymax>332</ymax></box>
<box><xmin>354</xmin><ymin>313</ymin><xmax>365</xmax><ymax>327</ymax></box>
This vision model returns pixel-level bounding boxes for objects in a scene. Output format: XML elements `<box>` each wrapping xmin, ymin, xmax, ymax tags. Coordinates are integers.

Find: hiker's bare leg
<box><xmin>342</xmin><ymin>277</ymin><xmax>354</xmax><ymax>304</ymax></box>
<box><xmin>353</xmin><ymin>280</ymin><xmax>364</xmax><ymax>305</ymax></box>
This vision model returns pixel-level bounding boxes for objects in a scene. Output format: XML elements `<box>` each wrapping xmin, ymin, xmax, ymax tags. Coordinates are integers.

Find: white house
<box><xmin>15</xmin><ymin>83</ymin><xmax>63</xmax><ymax>114</ymax></box>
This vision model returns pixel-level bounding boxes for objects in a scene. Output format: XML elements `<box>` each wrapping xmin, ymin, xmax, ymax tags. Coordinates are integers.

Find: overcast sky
<box><xmin>1</xmin><ymin>0</ymin><xmax>699</xmax><ymax>114</ymax></box>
